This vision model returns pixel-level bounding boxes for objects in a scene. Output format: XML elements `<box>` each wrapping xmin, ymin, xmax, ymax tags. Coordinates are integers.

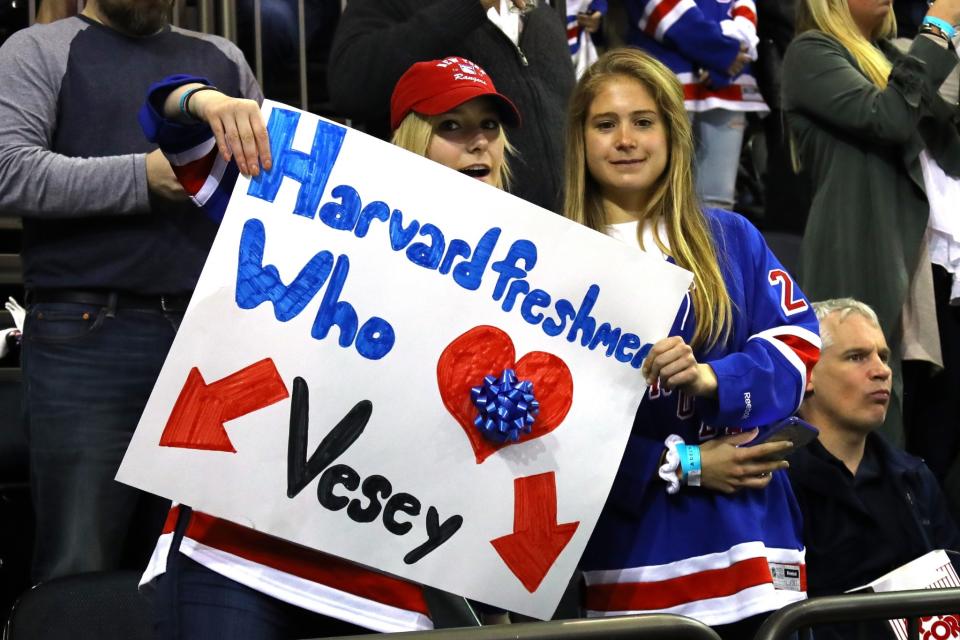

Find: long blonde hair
<box><xmin>796</xmin><ymin>0</ymin><xmax>896</xmax><ymax>88</ymax></box>
<box><xmin>563</xmin><ymin>49</ymin><xmax>732</xmax><ymax>350</ymax></box>
<box><xmin>390</xmin><ymin>109</ymin><xmax>515</xmax><ymax>191</ymax></box>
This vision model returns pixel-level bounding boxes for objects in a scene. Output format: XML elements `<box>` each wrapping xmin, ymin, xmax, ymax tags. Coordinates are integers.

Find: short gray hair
<box><xmin>812</xmin><ymin>298</ymin><xmax>881</xmax><ymax>348</ymax></box>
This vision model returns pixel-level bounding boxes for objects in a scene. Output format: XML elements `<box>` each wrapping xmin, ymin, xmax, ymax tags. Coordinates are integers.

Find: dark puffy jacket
<box><xmin>327</xmin><ymin>0</ymin><xmax>575</xmax><ymax>213</ymax></box>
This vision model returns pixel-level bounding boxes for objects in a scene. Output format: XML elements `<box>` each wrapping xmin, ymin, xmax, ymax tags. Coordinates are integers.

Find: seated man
<box><xmin>788</xmin><ymin>298</ymin><xmax>960</xmax><ymax>639</ymax></box>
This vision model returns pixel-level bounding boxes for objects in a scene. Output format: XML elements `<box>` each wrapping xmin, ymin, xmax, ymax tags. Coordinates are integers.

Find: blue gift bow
<box><xmin>470</xmin><ymin>369</ymin><xmax>541</xmax><ymax>443</ymax></box>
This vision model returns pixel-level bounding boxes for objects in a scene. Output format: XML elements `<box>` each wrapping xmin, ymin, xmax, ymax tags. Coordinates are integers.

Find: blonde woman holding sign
<box><xmin>782</xmin><ymin>0</ymin><xmax>960</xmax><ymax>480</ymax></box>
<box><xmin>563</xmin><ymin>49</ymin><xmax>820</xmax><ymax>640</ymax></box>
<box><xmin>139</xmin><ymin>57</ymin><xmax>518</xmax><ymax>639</ymax></box>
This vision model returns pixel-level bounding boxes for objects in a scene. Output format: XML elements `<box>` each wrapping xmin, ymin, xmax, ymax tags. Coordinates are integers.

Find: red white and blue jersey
<box><xmin>142</xmin><ymin>507</ymin><xmax>432</xmax><ymax>632</ymax></box>
<box><xmin>137</xmin><ymin>74</ymin><xmax>240</xmax><ymax>222</ymax></box>
<box><xmin>137</xmin><ymin>77</ymin><xmax>433</xmax><ymax>633</ymax></box>
<box><xmin>625</xmin><ymin>0</ymin><xmax>768</xmax><ymax>112</ymax></box>
<box><xmin>582</xmin><ymin>210</ymin><xmax>819</xmax><ymax>626</ymax></box>
<box><xmin>567</xmin><ymin>0</ymin><xmax>608</xmax><ymax>62</ymax></box>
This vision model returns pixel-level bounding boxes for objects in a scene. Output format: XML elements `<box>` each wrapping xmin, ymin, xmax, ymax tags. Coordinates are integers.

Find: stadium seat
<box><xmin>3</xmin><ymin>570</ymin><xmax>151</xmax><ymax>640</ymax></box>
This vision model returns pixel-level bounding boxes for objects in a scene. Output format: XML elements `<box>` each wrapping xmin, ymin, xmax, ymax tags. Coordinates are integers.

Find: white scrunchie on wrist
<box><xmin>658</xmin><ymin>434</ymin><xmax>685</xmax><ymax>495</ymax></box>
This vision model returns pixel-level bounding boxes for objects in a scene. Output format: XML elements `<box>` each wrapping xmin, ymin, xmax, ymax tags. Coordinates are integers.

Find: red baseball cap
<box><xmin>389</xmin><ymin>57</ymin><xmax>522</xmax><ymax>131</ymax></box>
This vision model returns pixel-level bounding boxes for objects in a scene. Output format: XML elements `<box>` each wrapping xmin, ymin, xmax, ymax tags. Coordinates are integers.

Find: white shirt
<box><xmin>919</xmin><ymin>150</ymin><xmax>960</xmax><ymax>304</ymax></box>
<box><xmin>605</xmin><ymin>219</ymin><xmax>670</xmax><ymax>259</ymax></box>
<box><xmin>486</xmin><ymin>1</ymin><xmax>522</xmax><ymax>44</ymax></box>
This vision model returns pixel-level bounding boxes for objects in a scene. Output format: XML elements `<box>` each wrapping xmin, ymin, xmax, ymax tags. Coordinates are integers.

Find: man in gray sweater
<box><xmin>0</xmin><ymin>0</ymin><xmax>260</xmax><ymax>581</ymax></box>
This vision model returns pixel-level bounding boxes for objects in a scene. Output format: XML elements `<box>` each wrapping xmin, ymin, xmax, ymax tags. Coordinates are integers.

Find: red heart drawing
<box><xmin>437</xmin><ymin>325</ymin><xmax>574</xmax><ymax>464</ymax></box>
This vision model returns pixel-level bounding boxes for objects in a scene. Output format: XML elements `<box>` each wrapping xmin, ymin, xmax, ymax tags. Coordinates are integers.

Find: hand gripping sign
<box><xmin>117</xmin><ymin>101</ymin><xmax>692</xmax><ymax>619</ymax></box>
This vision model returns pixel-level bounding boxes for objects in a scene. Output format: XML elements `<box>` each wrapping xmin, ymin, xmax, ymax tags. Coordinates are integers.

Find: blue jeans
<box><xmin>23</xmin><ymin>301</ymin><xmax>178</xmax><ymax>582</ymax></box>
<box><xmin>691</xmin><ymin>109</ymin><xmax>747</xmax><ymax>210</ymax></box>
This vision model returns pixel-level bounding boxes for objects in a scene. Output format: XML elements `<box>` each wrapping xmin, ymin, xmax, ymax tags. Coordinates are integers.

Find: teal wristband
<box><xmin>923</xmin><ymin>15</ymin><xmax>956</xmax><ymax>39</ymax></box>
<box><xmin>675</xmin><ymin>444</ymin><xmax>687</xmax><ymax>483</ymax></box>
<box><xmin>178</xmin><ymin>87</ymin><xmax>196</xmax><ymax>119</ymax></box>
<box><xmin>178</xmin><ymin>85</ymin><xmax>219</xmax><ymax>120</ymax></box>
<box><xmin>676</xmin><ymin>444</ymin><xmax>702</xmax><ymax>487</ymax></box>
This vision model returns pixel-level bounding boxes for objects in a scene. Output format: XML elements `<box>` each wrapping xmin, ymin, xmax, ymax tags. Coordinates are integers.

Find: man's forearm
<box><xmin>0</xmin><ymin>145</ymin><xmax>149</xmax><ymax>218</ymax></box>
<box><xmin>0</xmin><ymin>28</ymin><xmax>150</xmax><ymax>219</ymax></box>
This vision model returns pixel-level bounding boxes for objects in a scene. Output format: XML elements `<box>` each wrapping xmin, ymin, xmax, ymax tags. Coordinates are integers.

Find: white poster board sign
<box><xmin>117</xmin><ymin>101</ymin><xmax>693</xmax><ymax>619</ymax></box>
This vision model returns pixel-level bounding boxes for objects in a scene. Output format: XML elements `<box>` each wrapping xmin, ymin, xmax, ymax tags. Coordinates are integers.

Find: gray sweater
<box><xmin>0</xmin><ymin>16</ymin><xmax>260</xmax><ymax>293</ymax></box>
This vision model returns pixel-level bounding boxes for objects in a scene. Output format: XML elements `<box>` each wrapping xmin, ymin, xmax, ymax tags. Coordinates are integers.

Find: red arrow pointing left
<box><xmin>159</xmin><ymin>358</ymin><xmax>289</xmax><ymax>452</ymax></box>
<box><xmin>490</xmin><ymin>471</ymin><xmax>580</xmax><ymax>593</ymax></box>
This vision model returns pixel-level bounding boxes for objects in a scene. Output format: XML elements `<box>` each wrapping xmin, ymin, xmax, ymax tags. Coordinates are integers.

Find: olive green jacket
<box><xmin>782</xmin><ymin>31</ymin><xmax>960</xmax><ymax>441</ymax></box>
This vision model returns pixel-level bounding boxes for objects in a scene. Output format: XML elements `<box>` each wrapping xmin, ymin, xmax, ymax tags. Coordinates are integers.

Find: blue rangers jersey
<box><xmin>582</xmin><ymin>210</ymin><xmax>819</xmax><ymax>626</ymax></box>
<box><xmin>625</xmin><ymin>0</ymin><xmax>768</xmax><ymax>113</ymax></box>
<box><xmin>138</xmin><ymin>75</ymin><xmax>240</xmax><ymax>223</ymax></box>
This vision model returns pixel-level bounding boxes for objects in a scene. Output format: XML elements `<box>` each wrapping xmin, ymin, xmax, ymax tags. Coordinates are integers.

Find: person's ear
<box><xmin>805</xmin><ymin>366</ymin><xmax>816</xmax><ymax>395</ymax></box>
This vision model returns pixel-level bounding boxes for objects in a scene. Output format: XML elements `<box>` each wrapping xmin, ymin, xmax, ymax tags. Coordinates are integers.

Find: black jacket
<box><xmin>788</xmin><ymin>433</ymin><xmax>960</xmax><ymax>639</ymax></box>
<box><xmin>327</xmin><ymin>0</ymin><xmax>575</xmax><ymax>213</ymax></box>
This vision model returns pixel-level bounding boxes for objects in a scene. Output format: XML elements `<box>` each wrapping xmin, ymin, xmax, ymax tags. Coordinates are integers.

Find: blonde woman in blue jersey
<box><xmin>563</xmin><ymin>49</ymin><xmax>821</xmax><ymax>640</ymax></box>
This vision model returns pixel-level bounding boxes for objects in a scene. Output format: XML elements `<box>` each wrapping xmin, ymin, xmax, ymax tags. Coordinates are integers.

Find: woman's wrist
<box><xmin>184</xmin><ymin>86</ymin><xmax>224</xmax><ymax>121</ymax></box>
<box><xmin>920</xmin><ymin>29</ymin><xmax>952</xmax><ymax>47</ymax></box>
<box><xmin>925</xmin><ymin>7</ymin><xmax>960</xmax><ymax>32</ymax></box>
<box><xmin>676</xmin><ymin>443</ymin><xmax>702</xmax><ymax>487</ymax></box>
<box><xmin>693</xmin><ymin>363</ymin><xmax>719</xmax><ymax>398</ymax></box>
<box><xmin>163</xmin><ymin>82</ymin><xmax>207</xmax><ymax>121</ymax></box>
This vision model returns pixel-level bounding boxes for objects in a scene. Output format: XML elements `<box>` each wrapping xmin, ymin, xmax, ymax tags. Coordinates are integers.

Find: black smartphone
<box><xmin>743</xmin><ymin>416</ymin><xmax>819</xmax><ymax>461</ymax></box>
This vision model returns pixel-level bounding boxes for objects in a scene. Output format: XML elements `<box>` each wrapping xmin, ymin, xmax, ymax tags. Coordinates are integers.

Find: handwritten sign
<box><xmin>117</xmin><ymin>100</ymin><xmax>692</xmax><ymax>619</ymax></box>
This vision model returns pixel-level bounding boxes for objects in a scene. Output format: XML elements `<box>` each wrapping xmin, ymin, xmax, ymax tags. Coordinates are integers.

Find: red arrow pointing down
<box><xmin>490</xmin><ymin>471</ymin><xmax>580</xmax><ymax>593</ymax></box>
<box><xmin>159</xmin><ymin>358</ymin><xmax>289</xmax><ymax>452</ymax></box>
